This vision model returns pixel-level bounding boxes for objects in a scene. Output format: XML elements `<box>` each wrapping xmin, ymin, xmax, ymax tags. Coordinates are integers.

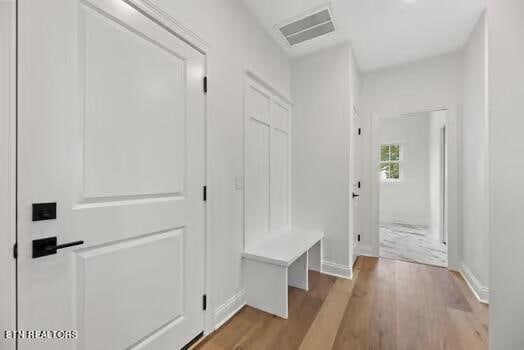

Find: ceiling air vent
<box><xmin>278</xmin><ymin>7</ymin><xmax>336</xmax><ymax>46</ymax></box>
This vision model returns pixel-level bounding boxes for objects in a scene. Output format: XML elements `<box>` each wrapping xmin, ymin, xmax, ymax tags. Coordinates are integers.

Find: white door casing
<box><xmin>18</xmin><ymin>0</ymin><xmax>206</xmax><ymax>349</ymax></box>
<box><xmin>0</xmin><ymin>2</ymin><xmax>16</xmax><ymax>349</ymax></box>
<box><xmin>350</xmin><ymin>107</ymin><xmax>361</xmax><ymax>260</ymax></box>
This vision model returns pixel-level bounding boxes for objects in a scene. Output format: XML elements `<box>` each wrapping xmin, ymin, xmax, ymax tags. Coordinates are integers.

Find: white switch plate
<box><xmin>235</xmin><ymin>176</ymin><xmax>244</xmax><ymax>190</ymax></box>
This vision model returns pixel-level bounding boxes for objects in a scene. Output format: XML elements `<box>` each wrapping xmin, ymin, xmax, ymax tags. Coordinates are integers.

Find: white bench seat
<box><xmin>242</xmin><ymin>229</ymin><xmax>324</xmax><ymax>266</ymax></box>
<box><xmin>242</xmin><ymin>228</ymin><xmax>324</xmax><ymax>319</ymax></box>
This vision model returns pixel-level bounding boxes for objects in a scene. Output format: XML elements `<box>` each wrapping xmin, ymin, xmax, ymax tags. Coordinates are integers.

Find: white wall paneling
<box><xmin>0</xmin><ymin>2</ymin><xmax>16</xmax><ymax>349</ymax></box>
<box><xmin>244</xmin><ymin>72</ymin><xmax>292</xmax><ymax>249</ymax></box>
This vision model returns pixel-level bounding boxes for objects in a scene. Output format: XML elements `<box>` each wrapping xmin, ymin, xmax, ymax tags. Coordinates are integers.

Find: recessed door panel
<box><xmin>83</xmin><ymin>6</ymin><xmax>186</xmax><ymax>199</ymax></box>
<box><xmin>78</xmin><ymin>229</ymin><xmax>184</xmax><ymax>349</ymax></box>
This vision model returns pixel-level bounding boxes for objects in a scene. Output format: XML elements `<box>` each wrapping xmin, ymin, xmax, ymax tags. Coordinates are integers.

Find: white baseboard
<box><xmin>321</xmin><ymin>260</ymin><xmax>352</xmax><ymax>279</ymax></box>
<box><xmin>460</xmin><ymin>263</ymin><xmax>489</xmax><ymax>304</ymax></box>
<box><xmin>213</xmin><ymin>289</ymin><xmax>246</xmax><ymax>330</ymax></box>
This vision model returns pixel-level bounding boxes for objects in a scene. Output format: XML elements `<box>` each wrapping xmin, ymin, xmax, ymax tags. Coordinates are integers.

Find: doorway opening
<box><xmin>378</xmin><ymin>111</ymin><xmax>448</xmax><ymax>267</ymax></box>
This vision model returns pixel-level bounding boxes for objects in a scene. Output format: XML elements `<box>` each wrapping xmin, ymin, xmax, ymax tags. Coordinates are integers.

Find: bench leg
<box><xmin>289</xmin><ymin>252</ymin><xmax>308</xmax><ymax>291</ymax></box>
<box><xmin>243</xmin><ymin>259</ymin><xmax>288</xmax><ymax>319</ymax></box>
<box><xmin>308</xmin><ymin>240</ymin><xmax>322</xmax><ymax>272</ymax></box>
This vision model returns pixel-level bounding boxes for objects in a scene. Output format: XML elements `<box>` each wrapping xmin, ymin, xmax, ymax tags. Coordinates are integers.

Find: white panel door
<box><xmin>17</xmin><ymin>1</ymin><xmax>206</xmax><ymax>349</ymax></box>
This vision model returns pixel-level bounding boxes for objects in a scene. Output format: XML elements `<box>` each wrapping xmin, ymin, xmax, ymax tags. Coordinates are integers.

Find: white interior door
<box><xmin>17</xmin><ymin>1</ymin><xmax>206</xmax><ymax>349</ymax></box>
<box><xmin>351</xmin><ymin>107</ymin><xmax>362</xmax><ymax>251</ymax></box>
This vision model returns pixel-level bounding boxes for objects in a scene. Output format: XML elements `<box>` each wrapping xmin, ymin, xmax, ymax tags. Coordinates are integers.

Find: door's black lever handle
<box><xmin>56</xmin><ymin>240</ymin><xmax>84</xmax><ymax>250</ymax></box>
<box><xmin>352</xmin><ymin>193</ymin><xmax>360</xmax><ymax>198</ymax></box>
<box><xmin>32</xmin><ymin>237</ymin><xmax>84</xmax><ymax>259</ymax></box>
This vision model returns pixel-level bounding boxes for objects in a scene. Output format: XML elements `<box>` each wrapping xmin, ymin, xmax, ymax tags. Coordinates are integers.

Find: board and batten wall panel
<box><xmin>270</xmin><ymin>102</ymin><xmax>290</xmax><ymax>233</ymax></box>
<box><xmin>245</xmin><ymin>86</ymin><xmax>271</xmax><ymax>249</ymax></box>
<box><xmin>244</xmin><ymin>75</ymin><xmax>291</xmax><ymax>250</ymax></box>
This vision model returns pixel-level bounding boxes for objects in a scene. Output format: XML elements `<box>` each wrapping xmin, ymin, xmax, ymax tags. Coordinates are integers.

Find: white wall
<box><xmin>359</xmin><ymin>53</ymin><xmax>462</xmax><ymax>268</ymax></box>
<box><xmin>379</xmin><ymin>114</ymin><xmax>431</xmax><ymax>226</ymax></box>
<box><xmin>461</xmin><ymin>13</ymin><xmax>490</xmax><ymax>291</ymax></box>
<box><xmin>291</xmin><ymin>43</ymin><xmax>360</xmax><ymax>277</ymax></box>
<box><xmin>0</xmin><ymin>2</ymin><xmax>16</xmax><ymax>349</ymax></box>
<box><xmin>428</xmin><ymin>110</ymin><xmax>446</xmax><ymax>241</ymax></box>
<box><xmin>149</xmin><ymin>0</ymin><xmax>290</xmax><ymax>327</ymax></box>
<box><xmin>487</xmin><ymin>0</ymin><xmax>524</xmax><ymax>348</ymax></box>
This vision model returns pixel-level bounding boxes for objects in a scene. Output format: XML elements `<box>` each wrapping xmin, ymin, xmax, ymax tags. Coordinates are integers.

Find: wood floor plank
<box><xmin>417</xmin><ymin>262</ymin><xmax>464</xmax><ymax>350</ymax></box>
<box><xmin>368</xmin><ymin>258</ymin><xmax>397</xmax><ymax>350</ymax></box>
<box><xmin>195</xmin><ymin>257</ymin><xmax>489</xmax><ymax>350</ymax></box>
<box><xmin>266</xmin><ymin>295</ymin><xmax>321</xmax><ymax>349</ymax></box>
<box><xmin>447</xmin><ymin>307</ymin><xmax>488</xmax><ymax>350</ymax></box>
<box><xmin>332</xmin><ymin>257</ymin><xmax>378</xmax><ymax>350</ymax></box>
<box><xmin>299</xmin><ymin>270</ymin><xmax>359</xmax><ymax>350</ymax></box>
<box><xmin>394</xmin><ymin>260</ymin><xmax>431</xmax><ymax>350</ymax></box>
<box><xmin>450</xmin><ymin>271</ymin><xmax>489</xmax><ymax>331</ymax></box>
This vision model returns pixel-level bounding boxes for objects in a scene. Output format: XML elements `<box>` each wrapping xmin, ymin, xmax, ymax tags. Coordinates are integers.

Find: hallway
<box><xmin>195</xmin><ymin>257</ymin><xmax>488</xmax><ymax>350</ymax></box>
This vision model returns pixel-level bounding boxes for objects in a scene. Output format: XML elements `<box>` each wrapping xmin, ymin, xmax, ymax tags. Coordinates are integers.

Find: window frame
<box><xmin>380</xmin><ymin>142</ymin><xmax>403</xmax><ymax>183</ymax></box>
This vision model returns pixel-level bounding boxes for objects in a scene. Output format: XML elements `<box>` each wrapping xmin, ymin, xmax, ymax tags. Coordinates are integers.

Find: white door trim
<box><xmin>0</xmin><ymin>2</ymin><xmax>16</xmax><ymax>349</ymax></box>
<box><xmin>368</xmin><ymin>105</ymin><xmax>462</xmax><ymax>270</ymax></box>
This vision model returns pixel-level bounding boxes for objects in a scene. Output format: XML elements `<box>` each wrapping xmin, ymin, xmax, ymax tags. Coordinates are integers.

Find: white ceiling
<box><xmin>241</xmin><ymin>0</ymin><xmax>486</xmax><ymax>72</ymax></box>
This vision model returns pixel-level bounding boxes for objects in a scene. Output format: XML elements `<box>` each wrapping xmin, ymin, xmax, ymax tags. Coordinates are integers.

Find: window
<box><xmin>380</xmin><ymin>144</ymin><xmax>401</xmax><ymax>182</ymax></box>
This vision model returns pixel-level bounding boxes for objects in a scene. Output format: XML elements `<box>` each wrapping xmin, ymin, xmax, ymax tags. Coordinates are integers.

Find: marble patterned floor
<box><xmin>380</xmin><ymin>223</ymin><xmax>448</xmax><ymax>267</ymax></box>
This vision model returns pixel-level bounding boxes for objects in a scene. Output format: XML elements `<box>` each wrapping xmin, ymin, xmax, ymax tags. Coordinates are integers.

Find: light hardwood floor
<box><xmin>195</xmin><ymin>257</ymin><xmax>488</xmax><ymax>350</ymax></box>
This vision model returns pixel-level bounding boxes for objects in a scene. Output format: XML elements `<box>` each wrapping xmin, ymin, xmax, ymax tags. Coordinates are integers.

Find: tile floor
<box><xmin>379</xmin><ymin>222</ymin><xmax>448</xmax><ymax>267</ymax></box>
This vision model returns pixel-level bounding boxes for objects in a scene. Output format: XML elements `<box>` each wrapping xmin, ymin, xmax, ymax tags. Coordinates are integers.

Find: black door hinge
<box><xmin>203</xmin><ymin>76</ymin><xmax>208</xmax><ymax>94</ymax></box>
<box><xmin>357</xmin><ymin>234</ymin><xmax>361</xmax><ymax>242</ymax></box>
<box><xmin>203</xmin><ymin>186</ymin><xmax>207</xmax><ymax>202</ymax></box>
<box><xmin>358</xmin><ymin>181</ymin><xmax>361</xmax><ymax>189</ymax></box>
<box><xmin>202</xmin><ymin>294</ymin><xmax>207</xmax><ymax>311</ymax></box>
<box><xmin>358</xmin><ymin>128</ymin><xmax>362</xmax><ymax>135</ymax></box>
<box><xmin>13</xmin><ymin>243</ymin><xmax>17</xmax><ymax>259</ymax></box>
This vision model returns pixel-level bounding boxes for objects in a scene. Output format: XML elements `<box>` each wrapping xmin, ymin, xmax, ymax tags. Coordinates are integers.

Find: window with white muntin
<box><xmin>380</xmin><ymin>143</ymin><xmax>402</xmax><ymax>182</ymax></box>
